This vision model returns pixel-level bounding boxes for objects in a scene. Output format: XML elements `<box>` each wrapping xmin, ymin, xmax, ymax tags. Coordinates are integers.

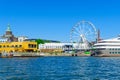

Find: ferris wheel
<box><xmin>70</xmin><ymin>21</ymin><xmax>97</xmax><ymax>50</ymax></box>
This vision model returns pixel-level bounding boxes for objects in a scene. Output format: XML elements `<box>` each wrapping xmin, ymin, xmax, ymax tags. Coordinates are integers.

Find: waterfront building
<box><xmin>0</xmin><ymin>41</ymin><xmax>37</xmax><ymax>53</ymax></box>
<box><xmin>0</xmin><ymin>38</ymin><xmax>8</xmax><ymax>42</ymax></box>
<box><xmin>39</xmin><ymin>43</ymin><xmax>87</xmax><ymax>53</ymax></box>
<box><xmin>18</xmin><ymin>36</ymin><xmax>28</xmax><ymax>42</ymax></box>
<box><xmin>39</xmin><ymin>43</ymin><xmax>72</xmax><ymax>53</ymax></box>
<box><xmin>0</xmin><ymin>24</ymin><xmax>18</xmax><ymax>42</ymax></box>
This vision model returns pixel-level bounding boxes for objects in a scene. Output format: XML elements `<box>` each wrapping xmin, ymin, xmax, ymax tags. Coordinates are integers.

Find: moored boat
<box><xmin>93</xmin><ymin>35</ymin><xmax>120</xmax><ymax>57</ymax></box>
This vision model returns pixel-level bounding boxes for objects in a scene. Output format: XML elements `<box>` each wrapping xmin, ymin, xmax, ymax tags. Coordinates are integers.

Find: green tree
<box><xmin>35</xmin><ymin>39</ymin><xmax>45</xmax><ymax>49</ymax></box>
<box><xmin>35</xmin><ymin>39</ymin><xmax>45</xmax><ymax>44</ymax></box>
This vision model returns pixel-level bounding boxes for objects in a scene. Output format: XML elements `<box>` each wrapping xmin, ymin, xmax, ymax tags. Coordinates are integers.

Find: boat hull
<box><xmin>92</xmin><ymin>48</ymin><xmax>120</xmax><ymax>57</ymax></box>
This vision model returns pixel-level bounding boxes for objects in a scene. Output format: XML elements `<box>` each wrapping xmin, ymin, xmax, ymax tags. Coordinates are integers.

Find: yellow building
<box><xmin>0</xmin><ymin>41</ymin><xmax>37</xmax><ymax>53</ymax></box>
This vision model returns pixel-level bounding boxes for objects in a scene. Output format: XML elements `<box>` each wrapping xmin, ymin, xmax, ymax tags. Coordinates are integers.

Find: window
<box><xmin>7</xmin><ymin>45</ymin><xmax>9</xmax><ymax>47</ymax></box>
<box><xmin>11</xmin><ymin>45</ymin><xmax>14</xmax><ymax>47</ymax></box>
<box><xmin>3</xmin><ymin>45</ymin><xmax>5</xmax><ymax>48</ymax></box>
<box><xmin>19</xmin><ymin>45</ymin><xmax>22</xmax><ymax>47</ymax></box>
<box><xmin>20</xmin><ymin>39</ymin><xmax>22</xmax><ymax>42</ymax></box>
<box><xmin>28</xmin><ymin>44</ymin><xmax>31</xmax><ymax>48</ymax></box>
<box><xmin>28</xmin><ymin>44</ymin><xmax>36</xmax><ymax>48</ymax></box>
<box><xmin>34</xmin><ymin>45</ymin><xmax>36</xmax><ymax>48</ymax></box>
<box><xmin>15</xmin><ymin>45</ymin><xmax>18</xmax><ymax>48</ymax></box>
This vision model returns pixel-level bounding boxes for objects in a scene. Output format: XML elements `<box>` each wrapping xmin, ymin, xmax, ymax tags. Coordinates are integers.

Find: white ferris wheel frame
<box><xmin>70</xmin><ymin>21</ymin><xmax>97</xmax><ymax>50</ymax></box>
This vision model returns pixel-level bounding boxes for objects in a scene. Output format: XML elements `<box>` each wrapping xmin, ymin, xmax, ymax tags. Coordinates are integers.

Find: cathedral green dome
<box><xmin>6</xmin><ymin>24</ymin><xmax>11</xmax><ymax>31</ymax></box>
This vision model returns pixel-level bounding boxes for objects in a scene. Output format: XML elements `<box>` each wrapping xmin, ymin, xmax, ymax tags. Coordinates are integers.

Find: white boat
<box><xmin>93</xmin><ymin>35</ymin><xmax>120</xmax><ymax>57</ymax></box>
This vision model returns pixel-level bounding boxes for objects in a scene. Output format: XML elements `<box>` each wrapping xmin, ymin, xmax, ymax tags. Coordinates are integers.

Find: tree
<box><xmin>35</xmin><ymin>39</ymin><xmax>45</xmax><ymax>49</ymax></box>
<box><xmin>35</xmin><ymin>39</ymin><xmax>45</xmax><ymax>44</ymax></box>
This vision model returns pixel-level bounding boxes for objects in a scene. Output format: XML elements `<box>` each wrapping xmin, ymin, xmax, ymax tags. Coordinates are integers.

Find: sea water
<box><xmin>0</xmin><ymin>57</ymin><xmax>120</xmax><ymax>80</ymax></box>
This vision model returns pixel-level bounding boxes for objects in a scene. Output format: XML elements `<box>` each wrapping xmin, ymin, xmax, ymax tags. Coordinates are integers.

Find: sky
<box><xmin>0</xmin><ymin>0</ymin><xmax>120</xmax><ymax>42</ymax></box>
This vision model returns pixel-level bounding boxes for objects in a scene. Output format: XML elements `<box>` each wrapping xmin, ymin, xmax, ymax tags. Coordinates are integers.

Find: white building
<box><xmin>0</xmin><ymin>38</ymin><xmax>8</xmax><ymax>42</ymax></box>
<box><xmin>18</xmin><ymin>36</ymin><xmax>28</xmax><ymax>42</ymax></box>
<box><xmin>39</xmin><ymin>43</ymin><xmax>72</xmax><ymax>50</ymax></box>
<box><xmin>39</xmin><ymin>42</ymin><xmax>89</xmax><ymax>51</ymax></box>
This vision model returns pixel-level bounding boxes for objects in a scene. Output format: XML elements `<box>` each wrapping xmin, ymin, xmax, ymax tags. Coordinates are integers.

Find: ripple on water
<box><xmin>0</xmin><ymin>57</ymin><xmax>120</xmax><ymax>80</ymax></box>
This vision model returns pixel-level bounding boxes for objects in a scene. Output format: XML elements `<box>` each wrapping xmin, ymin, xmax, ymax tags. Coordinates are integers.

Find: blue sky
<box><xmin>0</xmin><ymin>0</ymin><xmax>120</xmax><ymax>42</ymax></box>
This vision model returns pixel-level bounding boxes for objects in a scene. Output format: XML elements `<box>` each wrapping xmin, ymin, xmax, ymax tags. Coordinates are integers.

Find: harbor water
<box><xmin>0</xmin><ymin>57</ymin><xmax>120</xmax><ymax>80</ymax></box>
